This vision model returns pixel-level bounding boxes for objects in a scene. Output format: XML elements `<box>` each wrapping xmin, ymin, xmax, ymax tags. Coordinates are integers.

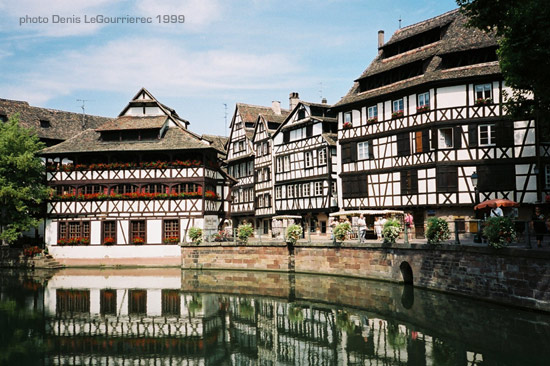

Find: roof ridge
<box><xmin>237</xmin><ymin>102</ymin><xmax>290</xmax><ymax>112</ymax></box>
<box><xmin>395</xmin><ymin>8</ymin><xmax>459</xmax><ymax>34</ymax></box>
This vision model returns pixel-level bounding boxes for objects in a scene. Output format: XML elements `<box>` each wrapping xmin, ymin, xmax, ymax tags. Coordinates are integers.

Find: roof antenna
<box><xmin>319</xmin><ymin>82</ymin><xmax>324</xmax><ymax>102</ymax></box>
<box><xmin>77</xmin><ymin>99</ymin><xmax>92</xmax><ymax>130</ymax></box>
<box><xmin>399</xmin><ymin>16</ymin><xmax>402</xmax><ymax>29</ymax></box>
<box><xmin>223</xmin><ymin>103</ymin><xmax>228</xmax><ymax>137</ymax></box>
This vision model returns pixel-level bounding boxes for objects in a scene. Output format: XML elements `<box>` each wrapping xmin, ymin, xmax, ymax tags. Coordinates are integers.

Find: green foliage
<box><xmin>382</xmin><ymin>219</ymin><xmax>401</xmax><ymax>244</ymax></box>
<box><xmin>457</xmin><ymin>0</ymin><xmax>550</xmax><ymax>120</ymax></box>
<box><xmin>188</xmin><ymin>295</ymin><xmax>202</xmax><ymax>315</ymax></box>
<box><xmin>333</xmin><ymin>222</ymin><xmax>352</xmax><ymax>241</ymax></box>
<box><xmin>237</xmin><ymin>223</ymin><xmax>254</xmax><ymax>243</ymax></box>
<box><xmin>335</xmin><ymin>310</ymin><xmax>356</xmax><ymax>334</ymax></box>
<box><xmin>425</xmin><ymin>217</ymin><xmax>451</xmax><ymax>245</ymax></box>
<box><xmin>288</xmin><ymin>305</ymin><xmax>304</xmax><ymax>323</ymax></box>
<box><xmin>387</xmin><ymin>322</ymin><xmax>407</xmax><ymax>349</ymax></box>
<box><xmin>0</xmin><ymin>114</ymin><xmax>49</xmax><ymax>244</ymax></box>
<box><xmin>482</xmin><ymin>216</ymin><xmax>517</xmax><ymax>248</ymax></box>
<box><xmin>285</xmin><ymin>224</ymin><xmax>303</xmax><ymax>245</ymax></box>
<box><xmin>188</xmin><ymin>227</ymin><xmax>203</xmax><ymax>244</ymax></box>
<box><xmin>239</xmin><ymin>299</ymin><xmax>255</xmax><ymax>320</ymax></box>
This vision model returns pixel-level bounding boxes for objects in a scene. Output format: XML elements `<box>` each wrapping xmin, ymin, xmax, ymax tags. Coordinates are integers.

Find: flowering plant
<box><xmin>482</xmin><ymin>216</ymin><xmax>517</xmax><ymax>249</ymax></box>
<box><xmin>333</xmin><ymin>222</ymin><xmax>352</xmax><ymax>242</ymax></box>
<box><xmin>164</xmin><ymin>236</ymin><xmax>180</xmax><ymax>244</ymax></box>
<box><xmin>104</xmin><ymin>237</ymin><xmax>116</xmax><ymax>245</ymax></box>
<box><xmin>342</xmin><ymin>122</ymin><xmax>352</xmax><ymax>129</ymax></box>
<box><xmin>237</xmin><ymin>223</ymin><xmax>254</xmax><ymax>243</ymax></box>
<box><xmin>23</xmin><ymin>246</ymin><xmax>42</xmax><ymax>257</ymax></box>
<box><xmin>57</xmin><ymin>237</ymin><xmax>89</xmax><ymax>245</ymax></box>
<box><xmin>51</xmin><ymin>190</ymin><xmax>217</xmax><ymax>202</ymax></box>
<box><xmin>285</xmin><ymin>224</ymin><xmax>303</xmax><ymax>245</ymax></box>
<box><xmin>132</xmin><ymin>236</ymin><xmax>145</xmax><ymax>245</ymax></box>
<box><xmin>382</xmin><ymin>219</ymin><xmax>401</xmax><ymax>244</ymax></box>
<box><xmin>416</xmin><ymin>105</ymin><xmax>430</xmax><ymax>113</ymax></box>
<box><xmin>392</xmin><ymin>110</ymin><xmax>404</xmax><ymax>118</ymax></box>
<box><xmin>47</xmin><ymin>159</ymin><xmax>202</xmax><ymax>172</ymax></box>
<box><xmin>425</xmin><ymin>217</ymin><xmax>451</xmax><ymax>245</ymax></box>
<box><xmin>367</xmin><ymin>117</ymin><xmax>378</xmax><ymax>124</ymax></box>
<box><xmin>474</xmin><ymin>98</ymin><xmax>492</xmax><ymax>106</ymax></box>
<box><xmin>188</xmin><ymin>227</ymin><xmax>203</xmax><ymax>244</ymax></box>
<box><xmin>212</xmin><ymin>230</ymin><xmax>230</xmax><ymax>242</ymax></box>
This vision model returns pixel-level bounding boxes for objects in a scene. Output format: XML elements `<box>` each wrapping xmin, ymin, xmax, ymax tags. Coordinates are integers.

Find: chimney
<box><xmin>289</xmin><ymin>92</ymin><xmax>300</xmax><ymax>110</ymax></box>
<box><xmin>378</xmin><ymin>30</ymin><xmax>384</xmax><ymax>49</ymax></box>
<box><xmin>272</xmin><ymin>101</ymin><xmax>281</xmax><ymax>115</ymax></box>
<box><xmin>321</xmin><ymin>98</ymin><xmax>327</xmax><ymax>104</ymax></box>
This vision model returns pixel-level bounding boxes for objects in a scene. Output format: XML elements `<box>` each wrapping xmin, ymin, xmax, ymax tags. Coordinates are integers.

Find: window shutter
<box><xmin>397</xmin><ymin>132</ymin><xmax>410</xmax><ymax>156</ymax></box>
<box><xmin>306</xmin><ymin>124</ymin><xmax>313</xmax><ymax>137</ymax></box>
<box><xmin>431</xmin><ymin>129</ymin><xmax>438</xmax><ymax>150</ymax></box>
<box><xmin>368</xmin><ymin>140</ymin><xmax>374</xmax><ymax>160</ymax></box>
<box><xmin>283</xmin><ymin>131</ymin><xmax>290</xmax><ymax>143</ymax></box>
<box><xmin>400</xmin><ymin>171</ymin><xmax>408</xmax><ymax>194</ymax></box>
<box><xmin>468</xmin><ymin>124</ymin><xmax>478</xmax><ymax>148</ymax></box>
<box><xmin>350</xmin><ymin>142</ymin><xmax>358</xmax><ymax>161</ymax></box>
<box><xmin>422</xmin><ymin>129</ymin><xmax>430</xmax><ymax>151</ymax></box>
<box><xmin>411</xmin><ymin>169</ymin><xmax>418</xmax><ymax>194</ymax></box>
<box><xmin>496</xmin><ymin>122</ymin><xmax>514</xmax><ymax>147</ymax></box>
<box><xmin>342</xmin><ymin>143</ymin><xmax>351</xmax><ymax>163</ymax></box>
<box><xmin>454</xmin><ymin>126</ymin><xmax>462</xmax><ymax>149</ymax></box>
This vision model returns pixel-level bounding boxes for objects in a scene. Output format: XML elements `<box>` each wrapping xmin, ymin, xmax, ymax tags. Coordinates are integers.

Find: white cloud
<box><xmin>1</xmin><ymin>37</ymin><xmax>302</xmax><ymax>105</ymax></box>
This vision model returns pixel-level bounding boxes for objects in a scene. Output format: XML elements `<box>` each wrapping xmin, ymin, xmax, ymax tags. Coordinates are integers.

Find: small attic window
<box><xmin>298</xmin><ymin>108</ymin><xmax>306</xmax><ymax>120</ymax></box>
<box><xmin>40</xmin><ymin>119</ymin><xmax>51</xmax><ymax>128</ymax></box>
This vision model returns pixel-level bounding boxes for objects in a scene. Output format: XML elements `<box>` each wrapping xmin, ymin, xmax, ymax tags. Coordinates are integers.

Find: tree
<box><xmin>0</xmin><ymin>115</ymin><xmax>49</xmax><ymax>245</ymax></box>
<box><xmin>457</xmin><ymin>0</ymin><xmax>550</xmax><ymax>122</ymax></box>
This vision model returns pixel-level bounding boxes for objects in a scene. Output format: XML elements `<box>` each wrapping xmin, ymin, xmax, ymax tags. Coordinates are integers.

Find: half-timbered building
<box><xmin>40</xmin><ymin>88</ymin><xmax>229</xmax><ymax>258</ymax></box>
<box><xmin>226</xmin><ymin>102</ymin><xmax>289</xmax><ymax>227</ymax></box>
<box><xmin>333</xmin><ymin>9</ymin><xmax>540</xmax><ymax>235</ymax></box>
<box><xmin>272</xmin><ymin>100</ymin><xmax>338</xmax><ymax>236</ymax></box>
<box><xmin>252</xmin><ymin>111</ymin><xmax>287</xmax><ymax>235</ymax></box>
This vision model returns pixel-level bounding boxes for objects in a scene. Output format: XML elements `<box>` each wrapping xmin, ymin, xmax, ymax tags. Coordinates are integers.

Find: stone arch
<box><xmin>399</xmin><ymin>261</ymin><xmax>413</xmax><ymax>285</ymax></box>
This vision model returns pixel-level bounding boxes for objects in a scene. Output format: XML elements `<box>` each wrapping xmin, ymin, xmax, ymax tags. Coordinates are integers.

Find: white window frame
<box><xmin>344</xmin><ymin>112</ymin><xmax>352</xmax><ymax>124</ymax></box>
<box><xmin>392</xmin><ymin>98</ymin><xmax>404</xmax><ymax>113</ymax></box>
<box><xmin>357</xmin><ymin>141</ymin><xmax>370</xmax><ymax>160</ymax></box>
<box><xmin>331</xmin><ymin>181</ymin><xmax>337</xmax><ymax>194</ymax></box>
<box><xmin>367</xmin><ymin>105</ymin><xmax>378</xmax><ymax>119</ymax></box>
<box><xmin>305</xmin><ymin>151</ymin><xmax>313</xmax><ymax>168</ymax></box>
<box><xmin>283</xmin><ymin>155</ymin><xmax>290</xmax><ymax>171</ymax></box>
<box><xmin>290</xmin><ymin>127</ymin><xmax>305</xmax><ymax>142</ymax></box>
<box><xmin>318</xmin><ymin>149</ymin><xmax>327</xmax><ymax>165</ymax></box>
<box><xmin>315</xmin><ymin>182</ymin><xmax>323</xmax><ymax>196</ymax></box>
<box><xmin>418</xmin><ymin>92</ymin><xmax>430</xmax><ymax>107</ymax></box>
<box><xmin>475</xmin><ymin>83</ymin><xmax>492</xmax><ymax>100</ymax></box>
<box><xmin>258</xmin><ymin>195</ymin><xmax>264</xmax><ymax>207</ymax></box>
<box><xmin>288</xmin><ymin>185</ymin><xmax>294</xmax><ymax>198</ymax></box>
<box><xmin>479</xmin><ymin>124</ymin><xmax>496</xmax><ymax>146</ymax></box>
<box><xmin>276</xmin><ymin>157</ymin><xmax>283</xmax><ymax>172</ymax></box>
<box><xmin>303</xmin><ymin>183</ymin><xmax>310</xmax><ymax>196</ymax></box>
<box><xmin>438</xmin><ymin>128</ymin><xmax>454</xmax><ymax>149</ymax></box>
<box><xmin>275</xmin><ymin>186</ymin><xmax>282</xmax><ymax>199</ymax></box>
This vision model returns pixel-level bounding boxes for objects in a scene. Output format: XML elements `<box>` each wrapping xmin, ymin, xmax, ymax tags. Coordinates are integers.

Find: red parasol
<box><xmin>474</xmin><ymin>198</ymin><xmax>519</xmax><ymax>210</ymax></box>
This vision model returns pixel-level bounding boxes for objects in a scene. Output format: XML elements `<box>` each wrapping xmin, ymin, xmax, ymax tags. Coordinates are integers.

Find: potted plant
<box><xmin>416</xmin><ymin>105</ymin><xmax>430</xmax><ymax>113</ymax></box>
<box><xmin>474</xmin><ymin>98</ymin><xmax>492</xmax><ymax>106</ymax></box>
<box><xmin>382</xmin><ymin>219</ymin><xmax>401</xmax><ymax>244</ymax></box>
<box><xmin>367</xmin><ymin>117</ymin><xmax>378</xmax><ymax>124</ymax></box>
<box><xmin>285</xmin><ymin>224</ymin><xmax>303</xmax><ymax>246</ymax></box>
<box><xmin>237</xmin><ymin>223</ymin><xmax>254</xmax><ymax>244</ymax></box>
<box><xmin>188</xmin><ymin>227</ymin><xmax>203</xmax><ymax>245</ymax></box>
<box><xmin>333</xmin><ymin>222</ymin><xmax>352</xmax><ymax>242</ymax></box>
<box><xmin>425</xmin><ymin>217</ymin><xmax>451</xmax><ymax>245</ymax></box>
<box><xmin>132</xmin><ymin>236</ymin><xmax>145</xmax><ymax>245</ymax></box>
<box><xmin>342</xmin><ymin>121</ymin><xmax>352</xmax><ymax>129</ymax></box>
<box><xmin>104</xmin><ymin>237</ymin><xmax>116</xmax><ymax>245</ymax></box>
<box><xmin>482</xmin><ymin>216</ymin><xmax>517</xmax><ymax>249</ymax></box>
<box><xmin>392</xmin><ymin>110</ymin><xmax>404</xmax><ymax>118</ymax></box>
<box><xmin>163</xmin><ymin>236</ymin><xmax>180</xmax><ymax>244</ymax></box>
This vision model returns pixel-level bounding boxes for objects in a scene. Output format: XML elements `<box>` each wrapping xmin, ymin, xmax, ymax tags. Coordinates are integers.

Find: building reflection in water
<box><xmin>2</xmin><ymin>269</ymin><xmax>548</xmax><ymax>365</ymax></box>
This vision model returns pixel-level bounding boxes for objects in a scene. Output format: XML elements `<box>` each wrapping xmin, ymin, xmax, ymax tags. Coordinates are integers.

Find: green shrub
<box><xmin>188</xmin><ymin>227</ymin><xmax>203</xmax><ymax>245</ymax></box>
<box><xmin>383</xmin><ymin>219</ymin><xmax>401</xmax><ymax>244</ymax></box>
<box><xmin>333</xmin><ymin>222</ymin><xmax>352</xmax><ymax>241</ymax></box>
<box><xmin>288</xmin><ymin>305</ymin><xmax>304</xmax><ymax>323</ymax></box>
<box><xmin>425</xmin><ymin>217</ymin><xmax>451</xmax><ymax>245</ymax></box>
<box><xmin>237</xmin><ymin>223</ymin><xmax>254</xmax><ymax>243</ymax></box>
<box><xmin>483</xmin><ymin>216</ymin><xmax>517</xmax><ymax>249</ymax></box>
<box><xmin>285</xmin><ymin>224</ymin><xmax>303</xmax><ymax>245</ymax></box>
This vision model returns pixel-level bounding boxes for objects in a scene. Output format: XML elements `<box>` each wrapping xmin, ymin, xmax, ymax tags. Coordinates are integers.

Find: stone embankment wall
<box><xmin>181</xmin><ymin>242</ymin><xmax>550</xmax><ymax>312</ymax></box>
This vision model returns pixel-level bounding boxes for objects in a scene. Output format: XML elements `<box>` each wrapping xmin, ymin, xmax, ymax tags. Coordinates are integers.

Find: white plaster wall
<box><xmin>147</xmin><ymin>219</ymin><xmax>162</xmax><ymax>244</ymax></box>
<box><xmin>45</xmin><ymin>220</ymin><xmax>58</xmax><ymax>245</ymax></box>
<box><xmin>90</xmin><ymin>221</ymin><xmax>101</xmax><ymax>245</ymax></box>
<box><xmin>147</xmin><ymin>289</ymin><xmax>162</xmax><ymax>316</ymax></box>
<box><xmin>408</xmin><ymin>93</ymin><xmax>416</xmax><ymax>112</ymax></box>
<box><xmin>118</xmin><ymin>220</ymin><xmax>129</xmax><ymax>245</ymax></box>
<box><xmin>437</xmin><ymin>85</ymin><xmax>466</xmax><ymax>108</ymax></box>
<box><xmin>145</xmin><ymin>106</ymin><xmax>162</xmax><ymax>115</ymax></box>
<box><xmin>126</xmin><ymin>107</ymin><xmax>142</xmax><ymax>116</ymax></box>
<box><xmin>47</xmin><ymin>244</ymin><xmax>181</xmax><ymax>259</ymax></box>
<box><xmin>313</xmin><ymin>122</ymin><xmax>322</xmax><ymax>135</ymax></box>
<box><xmin>384</xmin><ymin>100</ymin><xmax>392</xmax><ymax>120</ymax></box>
<box><xmin>352</xmin><ymin>109</ymin><xmax>361</xmax><ymax>126</ymax></box>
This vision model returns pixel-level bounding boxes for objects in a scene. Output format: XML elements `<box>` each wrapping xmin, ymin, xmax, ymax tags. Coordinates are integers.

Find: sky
<box><xmin>0</xmin><ymin>0</ymin><xmax>459</xmax><ymax>137</ymax></box>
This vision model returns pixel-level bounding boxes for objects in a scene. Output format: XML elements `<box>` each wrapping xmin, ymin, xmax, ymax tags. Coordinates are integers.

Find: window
<box><xmin>401</xmin><ymin>170</ymin><xmax>418</xmax><ymax>195</ymax></box>
<box><xmin>162</xmin><ymin>290</ymin><xmax>181</xmax><ymax>316</ymax></box>
<box><xmin>479</xmin><ymin>124</ymin><xmax>496</xmax><ymax>146</ymax></box>
<box><xmin>318</xmin><ymin>149</ymin><xmax>327</xmax><ymax>165</ymax></box>
<box><xmin>100</xmin><ymin>290</ymin><xmax>117</xmax><ymax>315</ymax></box>
<box><xmin>545</xmin><ymin>165</ymin><xmax>550</xmax><ymax>189</ymax></box>
<box><xmin>81</xmin><ymin>185</ymin><xmax>105</xmax><ymax>195</ymax></box>
<box><xmin>315</xmin><ymin>182</ymin><xmax>323</xmax><ymax>195</ymax></box>
<box><xmin>357</xmin><ymin>141</ymin><xmax>370</xmax><ymax>160</ymax></box>
<box><xmin>290</xmin><ymin>127</ymin><xmax>305</xmax><ymax>141</ymax></box>
<box><xmin>438</xmin><ymin>128</ymin><xmax>453</xmax><ymax>149</ymax></box>
<box><xmin>331</xmin><ymin>181</ymin><xmax>337</xmax><ymax>194</ymax></box>
<box><xmin>258</xmin><ymin>195</ymin><xmax>264</xmax><ymax>207</ymax></box>
<box><xmin>368</xmin><ymin>105</ymin><xmax>378</xmax><ymax>120</ymax></box>
<box><xmin>284</xmin><ymin>155</ymin><xmax>290</xmax><ymax>170</ymax></box>
<box><xmin>288</xmin><ymin>185</ymin><xmax>294</xmax><ymax>198</ymax></box>
<box><xmin>56</xmin><ymin>290</ymin><xmax>90</xmax><ymax>314</ymax></box>
<box><xmin>344</xmin><ymin>112</ymin><xmax>352</xmax><ymax>124</ymax></box>
<box><xmin>298</xmin><ymin>108</ymin><xmax>306</xmax><ymax>120</ymax></box>
<box><xmin>303</xmin><ymin>183</ymin><xmax>310</xmax><ymax>196</ymax></box>
<box><xmin>172</xmin><ymin>183</ymin><xmax>200</xmax><ymax>194</ymax></box>
<box><xmin>163</xmin><ymin>220</ymin><xmax>179</xmax><ymax>242</ymax></box>
<box><xmin>130</xmin><ymin>220</ymin><xmax>146</xmax><ymax>244</ymax></box>
<box><xmin>418</xmin><ymin>92</ymin><xmax>430</xmax><ymax>108</ymax></box>
<box><xmin>239</xmin><ymin>140</ymin><xmax>245</xmax><ymax>152</ymax></box>
<box><xmin>58</xmin><ymin>221</ymin><xmax>90</xmax><ymax>242</ymax></box>
<box><xmin>275</xmin><ymin>186</ymin><xmax>282</xmax><ymax>199</ymax></box>
<box><xmin>128</xmin><ymin>290</ymin><xmax>147</xmax><ymax>315</ymax></box>
<box><xmin>0</xmin><ymin>114</ymin><xmax>8</xmax><ymax>123</ymax></box>
<box><xmin>475</xmin><ymin>83</ymin><xmax>492</xmax><ymax>101</ymax></box>
<box><xmin>144</xmin><ymin>184</ymin><xmax>168</xmax><ymax>194</ymax></box>
<box><xmin>477</xmin><ymin>165</ymin><xmax>515</xmax><ymax>191</ymax></box>
<box><xmin>414</xmin><ymin>130</ymin><xmax>430</xmax><ymax>153</ymax></box>
<box><xmin>342</xmin><ymin>174</ymin><xmax>368</xmax><ymax>198</ymax></box>
<box><xmin>436</xmin><ymin>166</ymin><xmax>458</xmax><ymax>193</ymax></box>
<box><xmin>40</xmin><ymin>119</ymin><xmax>51</xmax><ymax>128</ymax></box>
<box><xmin>56</xmin><ymin>185</ymin><xmax>76</xmax><ymax>196</ymax></box>
<box><xmin>102</xmin><ymin>221</ymin><xmax>116</xmax><ymax>244</ymax></box>
<box><xmin>392</xmin><ymin>98</ymin><xmax>404</xmax><ymax>112</ymax></box>
<box><xmin>397</xmin><ymin>133</ymin><xmax>411</xmax><ymax>156</ymax></box>
<box><xmin>113</xmin><ymin>184</ymin><xmax>139</xmax><ymax>194</ymax></box>
<box><xmin>296</xmin><ymin>184</ymin><xmax>302</xmax><ymax>197</ymax></box>
<box><xmin>276</xmin><ymin>157</ymin><xmax>283</xmax><ymax>172</ymax></box>
<box><xmin>305</xmin><ymin>151</ymin><xmax>313</xmax><ymax>168</ymax></box>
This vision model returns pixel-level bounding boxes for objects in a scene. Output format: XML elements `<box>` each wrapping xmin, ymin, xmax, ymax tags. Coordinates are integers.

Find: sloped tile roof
<box><xmin>0</xmin><ymin>98</ymin><xmax>112</xmax><ymax>141</ymax></box>
<box><xmin>96</xmin><ymin>115</ymin><xmax>167</xmax><ymax>131</ymax></box>
<box><xmin>335</xmin><ymin>9</ymin><xmax>499</xmax><ymax>107</ymax></box>
<box><xmin>237</xmin><ymin>103</ymin><xmax>289</xmax><ymax>123</ymax></box>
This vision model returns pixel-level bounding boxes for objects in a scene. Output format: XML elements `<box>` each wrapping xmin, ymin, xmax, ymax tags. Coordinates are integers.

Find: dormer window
<box><xmin>298</xmin><ymin>108</ymin><xmax>306</xmax><ymax>120</ymax></box>
<box><xmin>40</xmin><ymin>119</ymin><xmax>51</xmax><ymax>128</ymax></box>
<box><xmin>344</xmin><ymin>112</ymin><xmax>352</xmax><ymax>124</ymax></box>
<box><xmin>475</xmin><ymin>83</ymin><xmax>492</xmax><ymax>104</ymax></box>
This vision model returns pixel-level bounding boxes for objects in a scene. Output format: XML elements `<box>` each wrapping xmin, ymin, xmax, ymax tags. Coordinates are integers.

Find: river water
<box><xmin>0</xmin><ymin>268</ymin><xmax>549</xmax><ymax>366</ymax></box>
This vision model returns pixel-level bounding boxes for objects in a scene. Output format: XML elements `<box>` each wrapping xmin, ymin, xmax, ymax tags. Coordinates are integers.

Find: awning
<box><xmin>329</xmin><ymin>209</ymin><xmax>405</xmax><ymax>217</ymax></box>
<box><xmin>272</xmin><ymin>215</ymin><xmax>302</xmax><ymax>220</ymax></box>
